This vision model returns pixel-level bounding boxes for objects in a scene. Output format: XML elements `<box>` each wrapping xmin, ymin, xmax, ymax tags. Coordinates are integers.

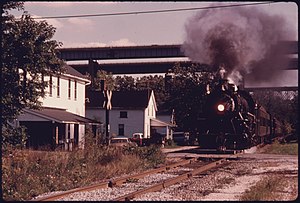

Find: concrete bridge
<box><xmin>58</xmin><ymin>41</ymin><xmax>298</xmax><ymax>91</ymax></box>
<box><xmin>58</xmin><ymin>41</ymin><xmax>297</xmax><ymax>62</ymax></box>
<box><xmin>59</xmin><ymin>41</ymin><xmax>297</xmax><ymax>75</ymax></box>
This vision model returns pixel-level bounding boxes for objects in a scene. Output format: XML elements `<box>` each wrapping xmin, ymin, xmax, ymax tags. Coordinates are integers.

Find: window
<box><xmin>118</xmin><ymin>124</ymin><xmax>124</xmax><ymax>136</ymax></box>
<box><xmin>57</xmin><ymin>76</ymin><xmax>60</xmax><ymax>97</ymax></box>
<box><xmin>49</xmin><ymin>75</ymin><xmax>52</xmax><ymax>96</ymax></box>
<box><xmin>68</xmin><ymin>79</ymin><xmax>71</xmax><ymax>99</ymax></box>
<box><xmin>120</xmin><ymin>111</ymin><xmax>128</xmax><ymax>118</ymax></box>
<box><xmin>74</xmin><ymin>80</ymin><xmax>77</xmax><ymax>100</ymax></box>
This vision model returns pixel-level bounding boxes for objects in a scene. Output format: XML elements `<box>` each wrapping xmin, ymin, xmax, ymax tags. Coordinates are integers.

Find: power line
<box><xmin>32</xmin><ymin>2</ymin><xmax>277</xmax><ymax>20</ymax></box>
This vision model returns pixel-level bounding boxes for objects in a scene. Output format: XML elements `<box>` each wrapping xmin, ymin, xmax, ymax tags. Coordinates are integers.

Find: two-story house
<box><xmin>85</xmin><ymin>89</ymin><xmax>173</xmax><ymax>139</ymax></box>
<box><xmin>16</xmin><ymin>65</ymin><xmax>100</xmax><ymax>150</ymax></box>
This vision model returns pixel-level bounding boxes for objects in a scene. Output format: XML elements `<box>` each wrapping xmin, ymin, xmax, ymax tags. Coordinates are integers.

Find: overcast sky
<box><xmin>18</xmin><ymin>1</ymin><xmax>298</xmax><ymax>48</ymax></box>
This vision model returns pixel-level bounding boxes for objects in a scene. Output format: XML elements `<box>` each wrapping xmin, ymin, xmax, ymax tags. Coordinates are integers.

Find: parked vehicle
<box><xmin>129</xmin><ymin>133</ymin><xmax>145</xmax><ymax>146</ymax></box>
<box><xmin>172</xmin><ymin>132</ymin><xmax>190</xmax><ymax>146</ymax></box>
<box><xmin>110</xmin><ymin>136</ymin><xmax>137</xmax><ymax>147</ymax></box>
<box><xmin>129</xmin><ymin>131</ymin><xmax>166</xmax><ymax>147</ymax></box>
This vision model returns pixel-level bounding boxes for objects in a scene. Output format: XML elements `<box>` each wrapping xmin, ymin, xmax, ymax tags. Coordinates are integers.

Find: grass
<box><xmin>241</xmin><ymin>140</ymin><xmax>298</xmax><ymax>201</ymax></box>
<box><xmin>2</xmin><ymin>134</ymin><xmax>166</xmax><ymax>201</ymax></box>
<box><xmin>240</xmin><ymin>174</ymin><xmax>298</xmax><ymax>201</ymax></box>
<box><xmin>240</xmin><ymin>176</ymin><xmax>282</xmax><ymax>201</ymax></box>
<box><xmin>261</xmin><ymin>140</ymin><xmax>298</xmax><ymax>155</ymax></box>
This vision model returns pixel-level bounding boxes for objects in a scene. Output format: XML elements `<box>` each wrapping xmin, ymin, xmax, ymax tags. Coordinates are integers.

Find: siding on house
<box><xmin>86</xmin><ymin>90</ymin><xmax>158</xmax><ymax>138</ymax></box>
<box><xmin>41</xmin><ymin>65</ymin><xmax>90</xmax><ymax>117</ymax></box>
<box><xmin>17</xmin><ymin>65</ymin><xmax>97</xmax><ymax>150</ymax></box>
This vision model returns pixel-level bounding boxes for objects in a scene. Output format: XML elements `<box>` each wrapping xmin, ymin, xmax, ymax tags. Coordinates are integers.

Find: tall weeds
<box><xmin>2</xmin><ymin>131</ymin><xmax>165</xmax><ymax>201</ymax></box>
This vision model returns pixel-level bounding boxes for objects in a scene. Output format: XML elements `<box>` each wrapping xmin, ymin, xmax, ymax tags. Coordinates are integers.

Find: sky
<box><xmin>11</xmin><ymin>1</ymin><xmax>298</xmax><ymax>87</ymax></box>
<box><xmin>17</xmin><ymin>1</ymin><xmax>298</xmax><ymax>48</ymax></box>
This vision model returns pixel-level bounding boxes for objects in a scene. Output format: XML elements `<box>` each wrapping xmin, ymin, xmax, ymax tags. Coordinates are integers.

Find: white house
<box><xmin>85</xmin><ymin>89</ymin><xmax>174</xmax><ymax>140</ymax></box>
<box><xmin>16</xmin><ymin>65</ymin><xmax>100</xmax><ymax>150</ymax></box>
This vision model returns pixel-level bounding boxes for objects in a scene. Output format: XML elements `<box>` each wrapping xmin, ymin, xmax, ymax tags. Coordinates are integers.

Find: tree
<box><xmin>136</xmin><ymin>75</ymin><xmax>166</xmax><ymax>107</ymax></box>
<box><xmin>1</xmin><ymin>2</ymin><xmax>64</xmax><ymax>147</ymax></box>
<box><xmin>91</xmin><ymin>70</ymin><xmax>114</xmax><ymax>91</ymax></box>
<box><xmin>92</xmin><ymin>71</ymin><xmax>167</xmax><ymax>107</ymax></box>
<box><xmin>164</xmin><ymin>63</ymin><xmax>214</xmax><ymax>134</ymax></box>
<box><xmin>251</xmin><ymin>90</ymin><xmax>298</xmax><ymax>133</ymax></box>
<box><xmin>114</xmin><ymin>75</ymin><xmax>136</xmax><ymax>91</ymax></box>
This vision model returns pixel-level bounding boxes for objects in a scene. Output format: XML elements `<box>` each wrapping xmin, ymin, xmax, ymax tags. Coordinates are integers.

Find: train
<box><xmin>197</xmin><ymin>78</ymin><xmax>283</xmax><ymax>151</ymax></box>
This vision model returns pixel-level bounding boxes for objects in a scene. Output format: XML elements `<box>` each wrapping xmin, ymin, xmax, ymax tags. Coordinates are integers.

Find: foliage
<box><xmin>261</xmin><ymin>140</ymin><xmax>298</xmax><ymax>155</ymax></box>
<box><xmin>114</xmin><ymin>75</ymin><xmax>136</xmax><ymax>91</ymax></box>
<box><xmin>1</xmin><ymin>2</ymin><xmax>64</xmax><ymax>147</ymax></box>
<box><xmin>92</xmin><ymin>70</ymin><xmax>115</xmax><ymax>91</ymax></box>
<box><xmin>2</xmin><ymin>2</ymin><xmax>63</xmax><ymax>121</ymax></box>
<box><xmin>136</xmin><ymin>75</ymin><xmax>166</xmax><ymax>106</ymax></box>
<box><xmin>163</xmin><ymin>63</ymin><xmax>214</xmax><ymax>132</ymax></box>
<box><xmin>123</xmin><ymin>144</ymin><xmax>166</xmax><ymax>168</ymax></box>
<box><xmin>92</xmin><ymin>70</ymin><xmax>167</xmax><ymax>107</ymax></box>
<box><xmin>2</xmin><ymin>125</ymin><xmax>27</xmax><ymax>150</ymax></box>
<box><xmin>2</xmin><ymin>130</ymin><xmax>165</xmax><ymax>201</ymax></box>
<box><xmin>251</xmin><ymin>90</ymin><xmax>298</xmax><ymax>131</ymax></box>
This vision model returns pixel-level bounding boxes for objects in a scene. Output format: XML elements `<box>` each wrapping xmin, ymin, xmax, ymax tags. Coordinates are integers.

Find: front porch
<box><xmin>17</xmin><ymin>107</ymin><xmax>101</xmax><ymax>151</ymax></box>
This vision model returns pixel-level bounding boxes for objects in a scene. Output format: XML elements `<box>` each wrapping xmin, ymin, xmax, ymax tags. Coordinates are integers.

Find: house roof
<box><xmin>86</xmin><ymin>90</ymin><xmax>152</xmax><ymax>109</ymax></box>
<box><xmin>61</xmin><ymin>65</ymin><xmax>90</xmax><ymax>83</ymax></box>
<box><xmin>23</xmin><ymin>107</ymin><xmax>101</xmax><ymax>124</ymax></box>
<box><xmin>64</xmin><ymin>65</ymin><xmax>86</xmax><ymax>78</ymax></box>
<box><xmin>150</xmin><ymin>118</ymin><xmax>175</xmax><ymax>127</ymax></box>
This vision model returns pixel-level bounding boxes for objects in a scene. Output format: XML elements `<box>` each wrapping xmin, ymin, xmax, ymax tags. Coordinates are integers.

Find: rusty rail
<box><xmin>32</xmin><ymin>158</ymin><xmax>194</xmax><ymax>201</ymax></box>
<box><xmin>113</xmin><ymin>158</ymin><xmax>227</xmax><ymax>201</ymax></box>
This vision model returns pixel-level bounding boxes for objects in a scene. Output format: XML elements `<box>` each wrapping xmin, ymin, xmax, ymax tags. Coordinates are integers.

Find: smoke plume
<box><xmin>182</xmin><ymin>4</ymin><xmax>295</xmax><ymax>85</ymax></box>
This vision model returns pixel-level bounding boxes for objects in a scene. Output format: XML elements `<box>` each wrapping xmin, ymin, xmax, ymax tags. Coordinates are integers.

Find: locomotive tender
<box><xmin>198</xmin><ymin>78</ymin><xmax>282</xmax><ymax>151</ymax></box>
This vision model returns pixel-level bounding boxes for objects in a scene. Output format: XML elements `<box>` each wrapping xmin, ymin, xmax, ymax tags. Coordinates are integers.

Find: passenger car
<box><xmin>110</xmin><ymin>136</ymin><xmax>137</xmax><ymax>147</ymax></box>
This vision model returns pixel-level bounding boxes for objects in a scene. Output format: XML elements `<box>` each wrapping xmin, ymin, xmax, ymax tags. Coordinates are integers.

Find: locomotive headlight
<box><xmin>217</xmin><ymin>104</ymin><xmax>225</xmax><ymax>112</ymax></box>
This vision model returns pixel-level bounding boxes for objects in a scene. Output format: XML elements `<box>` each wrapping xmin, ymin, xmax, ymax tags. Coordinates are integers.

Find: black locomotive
<box><xmin>198</xmin><ymin>79</ymin><xmax>282</xmax><ymax>151</ymax></box>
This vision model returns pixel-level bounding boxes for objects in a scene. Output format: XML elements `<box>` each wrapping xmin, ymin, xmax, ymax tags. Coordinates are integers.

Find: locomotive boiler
<box><xmin>198</xmin><ymin>77</ymin><xmax>282</xmax><ymax>151</ymax></box>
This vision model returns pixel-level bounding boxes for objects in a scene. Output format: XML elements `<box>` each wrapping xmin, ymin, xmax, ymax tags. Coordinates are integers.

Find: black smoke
<box><xmin>182</xmin><ymin>4</ymin><xmax>296</xmax><ymax>85</ymax></box>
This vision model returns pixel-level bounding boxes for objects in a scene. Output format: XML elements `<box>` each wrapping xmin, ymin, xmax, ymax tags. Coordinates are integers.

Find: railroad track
<box><xmin>32</xmin><ymin>158</ymin><xmax>195</xmax><ymax>201</ymax></box>
<box><xmin>113</xmin><ymin>158</ymin><xmax>228</xmax><ymax>201</ymax></box>
<box><xmin>32</xmin><ymin>157</ymin><xmax>229</xmax><ymax>201</ymax></box>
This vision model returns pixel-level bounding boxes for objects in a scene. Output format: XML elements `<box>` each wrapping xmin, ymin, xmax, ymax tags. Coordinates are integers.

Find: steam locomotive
<box><xmin>198</xmin><ymin>78</ymin><xmax>282</xmax><ymax>151</ymax></box>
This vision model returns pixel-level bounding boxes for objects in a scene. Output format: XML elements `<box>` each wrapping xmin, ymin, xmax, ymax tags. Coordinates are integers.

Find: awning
<box><xmin>20</xmin><ymin>107</ymin><xmax>101</xmax><ymax>125</ymax></box>
<box><xmin>150</xmin><ymin>118</ymin><xmax>175</xmax><ymax>127</ymax></box>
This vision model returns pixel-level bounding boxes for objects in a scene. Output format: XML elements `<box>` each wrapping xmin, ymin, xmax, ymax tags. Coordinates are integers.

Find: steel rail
<box><xmin>113</xmin><ymin>158</ymin><xmax>228</xmax><ymax>201</ymax></box>
<box><xmin>109</xmin><ymin>158</ymin><xmax>195</xmax><ymax>187</ymax></box>
<box><xmin>32</xmin><ymin>158</ymin><xmax>195</xmax><ymax>201</ymax></box>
